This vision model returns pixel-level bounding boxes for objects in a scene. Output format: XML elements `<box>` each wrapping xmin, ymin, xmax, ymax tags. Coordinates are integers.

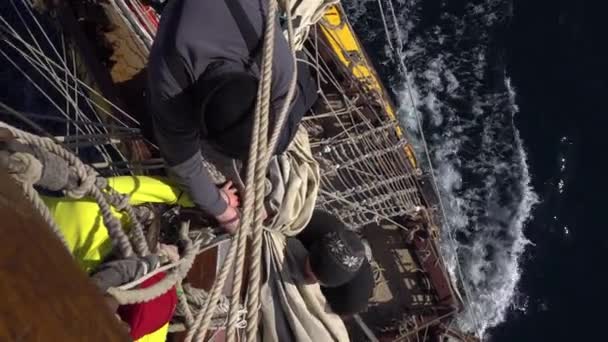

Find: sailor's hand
<box><xmin>219</xmin><ymin>181</ymin><xmax>240</xmax><ymax>208</ymax></box>
<box><xmin>216</xmin><ymin>205</ymin><xmax>240</xmax><ymax>235</ymax></box>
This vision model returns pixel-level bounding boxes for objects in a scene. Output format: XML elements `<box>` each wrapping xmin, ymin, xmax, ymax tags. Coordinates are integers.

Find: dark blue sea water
<box><xmin>492</xmin><ymin>1</ymin><xmax>605</xmax><ymax>341</ymax></box>
<box><xmin>346</xmin><ymin>0</ymin><xmax>604</xmax><ymax>340</ymax></box>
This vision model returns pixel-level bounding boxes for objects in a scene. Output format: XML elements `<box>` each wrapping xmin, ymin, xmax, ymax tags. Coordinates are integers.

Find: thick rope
<box><xmin>0</xmin><ymin>121</ymin><xmax>185</xmax><ymax>306</ymax></box>
<box><xmin>187</xmin><ymin>41</ymin><xmax>267</xmax><ymax>342</ymax></box>
<box><xmin>0</xmin><ymin>121</ymin><xmax>137</xmax><ymax>257</ymax></box>
<box><xmin>100</xmin><ymin>179</ymin><xmax>150</xmax><ymax>256</ymax></box>
<box><xmin>176</xmin><ymin>284</ymin><xmax>247</xmax><ymax>330</ymax></box>
<box><xmin>4</xmin><ymin>151</ymin><xmax>70</xmax><ymax>249</ymax></box>
<box><xmin>243</xmin><ymin>0</ymin><xmax>281</xmax><ymax>339</ymax></box>
<box><xmin>177</xmin><ymin>283</ymin><xmax>195</xmax><ymax>327</ymax></box>
<box><xmin>107</xmin><ymin>221</ymin><xmax>197</xmax><ymax>305</ymax></box>
<box><xmin>224</xmin><ymin>22</ymin><xmax>272</xmax><ymax>342</ymax></box>
<box><xmin>226</xmin><ymin>7</ymin><xmax>301</xmax><ymax>336</ymax></box>
<box><xmin>188</xmin><ymin>0</ymin><xmax>293</xmax><ymax>339</ymax></box>
<box><xmin>244</xmin><ymin>5</ymin><xmax>302</xmax><ymax>342</ymax></box>
<box><xmin>1</xmin><ymin>121</ymin><xmax>151</xmax><ymax>256</ymax></box>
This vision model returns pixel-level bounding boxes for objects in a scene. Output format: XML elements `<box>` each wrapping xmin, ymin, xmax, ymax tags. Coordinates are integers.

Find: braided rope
<box><xmin>0</xmin><ymin>121</ymin><xmax>188</xmax><ymax>306</ymax></box>
<box><xmin>177</xmin><ymin>283</ymin><xmax>195</xmax><ymax>327</ymax></box>
<box><xmin>244</xmin><ymin>0</ymin><xmax>301</xmax><ymax>339</ymax></box>
<box><xmin>102</xmin><ymin>182</ymin><xmax>150</xmax><ymax>256</ymax></box>
<box><xmin>4</xmin><ymin>151</ymin><xmax>69</xmax><ymax>249</ymax></box>
<box><xmin>187</xmin><ymin>30</ymin><xmax>269</xmax><ymax>342</ymax></box>
<box><xmin>184</xmin><ymin>96</ymin><xmax>266</xmax><ymax>340</ymax></box>
<box><xmin>108</xmin><ymin>221</ymin><xmax>197</xmax><ymax>304</ymax></box>
<box><xmin>188</xmin><ymin>0</ymin><xmax>301</xmax><ymax>338</ymax></box>
<box><xmin>176</xmin><ymin>285</ymin><xmax>247</xmax><ymax>329</ymax></box>
<box><xmin>0</xmin><ymin>121</ymin><xmax>136</xmax><ymax>257</ymax></box>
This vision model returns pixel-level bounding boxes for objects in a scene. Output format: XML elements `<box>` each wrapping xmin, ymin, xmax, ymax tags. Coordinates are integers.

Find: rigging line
<box><xmin>305</xmin><ymin>44</ymin><xmax>388</xmax><ymax>132</ymax></box>
<box><xmin>61</xmin><ymin>31</ymin><xmax>70</xmax><ymax>139</ymax></box>
<box><xmin>4</xmin><ymin>28</ymin><xmax>139</xmax><ymax>127</ymax></box>
<box><xmin>376</xmin><ymin>0</ymin><xmax>395</xmax><ymax>53</ymax></box>
<box><xmin>357</xmin><ymin>132</ymin><xmax>418</xmax><ymax>201</ymax></box>
<box><xmin>1</xmin><ymin>40</ymin><xmax>109</xmax><ymax>139</ymax></box>
<box><xmin>0</xmin><ymin>103</ymin><xmax>119</xmax><ymax>175</ymax></box>
<box><xmin>16</xmin><ymin>0</ymin><xmax>73</xmax><ymax>86</ymax></box>
<box><xmin>314</xmin><ymin>106</ymin><xmax>393</xmax><ymax>205</ymax></box>
<box><xmin>7</xmin><ymin>110</ymin><xmax>140</xmax><ymax>132</ymax></box>
<box><xmin>384</xmin><ymin>0</ymin><xmax>483</xmax><ymax>336</ymax></box>
<box><xmin>295</xmin><ymin>57</ymin><xmax>327</xmax><ymax>85</ymax></box>
<box><xmin>0</xmin><ymin>27</ymin><xmax>85</xmax><ymax>136</ymax></box>
<box><xmin>308</xmin><ymin>27</ymin><xmax>422</xmax><ymax>221</ymax></box>
<box><xmin>319</xmin><ymin>189</ymin><xmax>410</xmax><ymax>231</ymax></box>
<box><xmin>109</xmin><ymin>0</ymin><xmax>153</xmax><ymax>49</ymax></box>
<box><xmin>0</xmin><ymin>24</ymin><xmax>140</xmax><ymax>126</ymax></box>
<box><xmin>0</xmin><ymin>17</ymin><xmax>108</xmax><ymax>138</ymax></box>
<box><xmin>313</xmin><ymin>25</ymin><xmax>389</xmax><ymax>125</ymax></box>
<box><xmin>0</xmin><ymin>52</ymin><xmax>132</xmax><ymax>159</ymax></box>
<box><xmin>68</xmin><ymin>36</ymin><xmax>78</xmax><ymax>152</ymax></box>
<box><xmin>0</xmin><ymin>103</ymin><xmax>123</xmax><ymax>179</ymax></box>
<box><xmin>0</xmin><ymin>46</ymin><xmax>76</xmax><ymax>128</ymax></box>
<box><xmin>0</xmin><ymin>46</ymin><xmax>124</xmax><ymax>165</ymax></box>
<box><xmin>332</xmin><ymin>104</ymin><xmax>410</xmax><ymax>197</ymax></box>
<box><xmin>0</xmin><ymin>25</ymin><xmax>77</xmax><ymax>125</ymax></box>
<box><xmin>0</xmin><ymin>101</ymin><xmax>57</xmax><ymax>141</ymax></box>
<box><xmin>130</xmin><ymin>0</ymin><xmax>157</xmax><ymax>37</ymax></box>
<box><xmin>6</xmin><ymin>0</ymin><xmax>60</xmax><ymax>84</ymax></box>
<box><xmin>316</xmin><ymin>100</ymin><xmax>414</xmax><ymax>199</ymax></box>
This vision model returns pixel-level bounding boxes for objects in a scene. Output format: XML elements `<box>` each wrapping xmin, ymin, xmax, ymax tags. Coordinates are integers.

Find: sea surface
<box><xmin>345</xmin><ymin>0</ymin><xmax>603</xmax><ymax>340</ymax></box>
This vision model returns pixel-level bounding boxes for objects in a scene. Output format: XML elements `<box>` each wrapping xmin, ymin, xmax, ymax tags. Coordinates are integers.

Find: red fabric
<box><xmin>117</xmin><ymin>272</ymin><xmax>178</xmax><ymax>340</ymax></box>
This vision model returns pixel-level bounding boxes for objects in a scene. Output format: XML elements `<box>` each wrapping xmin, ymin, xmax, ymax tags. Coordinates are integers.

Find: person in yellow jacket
<box><xmin>44</xmin><ymin>176</ymin><xmax>194</xmax><ymax>342</ymax></box>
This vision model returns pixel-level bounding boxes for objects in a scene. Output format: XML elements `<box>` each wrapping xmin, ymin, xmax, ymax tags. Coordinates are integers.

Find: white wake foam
<box><xmin>344</xmin><ymin>0</ymin><xmax>538</xmax><ymax>338</ymax></box>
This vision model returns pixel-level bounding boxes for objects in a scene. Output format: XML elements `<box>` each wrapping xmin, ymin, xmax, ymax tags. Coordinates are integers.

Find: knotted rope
<box><xmin>0</xmin><ymin>121</ymin><xmax>195</xmax><ymax>305</ymax></box>
<box><xmin>173</xmin><ymin>284</ymin><xmax>247</xmax><ymax>332</ymax></box>
<box><xmin>108</xmin><ymin>221</ymin><xmax>198</xmax><ymax>305</ymax></box>
<box><xmin>0</xmin><ymin>123</ymin><xmax>135</xmax><ymax>257</ymax></box>
<box><xmin>7</xmin><ymin>152</ymin><xmax>70</xmax><ymax>249</ymax></box>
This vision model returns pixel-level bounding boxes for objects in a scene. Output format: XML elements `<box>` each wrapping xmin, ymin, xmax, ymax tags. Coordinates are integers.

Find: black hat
<box><xmin>199</xmin><ymin>72</ymin><xmax>258</xmax><ymax>158</ymax></box>
<box><xmin>298</xmin><ymin>210</ymin><xmax>346</xmax><ymax>250</ymax></box>
<box><xmin>322</xmin><ymin>260</ymin><xmax>374</xmax><ymax>316</ymax></box>
<box><xmin>308</xmin><ymin>229</ymin><xmax>365</xmax><ymax>287</ymax></box>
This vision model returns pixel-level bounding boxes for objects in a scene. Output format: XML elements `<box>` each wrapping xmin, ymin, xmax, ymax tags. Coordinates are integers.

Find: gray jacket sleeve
<box><xmin>148</xmin><ymin>80</ymin><xmax>227</xmax><ymax>217</ymax></box>
<box><xmin>167</xmin><ymin>152</ymin><xmax>227</xmax><ymax>216</ymax></box>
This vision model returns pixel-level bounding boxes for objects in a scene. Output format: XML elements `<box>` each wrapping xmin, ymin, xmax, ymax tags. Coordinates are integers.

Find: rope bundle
<box><xmin>184</xmin><ymin>0</ymin><xmax>299</xmax><ymax>340</ymax></box>
<box><xmin>0</xmin><ymin>121</ymin><xmax>190</xmax><ymax>305</ymax></box>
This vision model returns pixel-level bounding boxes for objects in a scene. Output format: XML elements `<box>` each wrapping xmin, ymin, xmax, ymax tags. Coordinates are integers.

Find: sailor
<box><xmin>146</xmin><ymin>0</ymin><xmax>318</xmax><ymax>234</ymax></box>
<box><xmin>301</xmin><ymin>226</ymin><xmax>367</xmax><ymax>287</ymax></box>
<box><xmin>321</xmin><ymin>260</ymin><xmax>375</xmax><ymax>318</ymax></box>
<box><xmin>42</xmin><ymin>176</ymin><xmax>192</xmax><ymax>341</ymax></box>
<box><xmin>297</xmin><ymin>210</ymin><xmax>371</xmax><ymax>286</ymax></box>
<box><xmin>296</xmin><ymin>210</ymin><xmax>374</xmax><ymax>313</ymax></box>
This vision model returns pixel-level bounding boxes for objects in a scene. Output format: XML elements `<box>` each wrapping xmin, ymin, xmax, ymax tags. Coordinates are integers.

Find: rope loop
<box><xmin>65</xmin><ymin>165</ymin><xmax>97</xmax><ymax>199</ymax></box>
<box><xmin>8</xmin><ymin>152</ymin><xmax>43</xmax><ymax>185</ymax></box>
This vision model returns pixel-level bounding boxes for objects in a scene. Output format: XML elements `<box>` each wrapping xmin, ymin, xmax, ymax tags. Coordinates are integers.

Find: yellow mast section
<box><xmin>318</xmin><ymin>5</ymin><xmax>418</xmax><ymax>169</ymax></box>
